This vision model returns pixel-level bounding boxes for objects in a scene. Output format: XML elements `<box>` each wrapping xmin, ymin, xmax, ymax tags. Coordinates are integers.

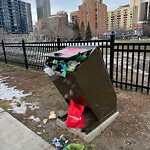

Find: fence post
<box><xmin>2</xmin><ymin>40</ymin><xmax>7</xmax><ymax>64</ymax></box>
<box><xmin>110</xmin><ymin>31</ymin><xmax>115</xmax><ymax>82</ymax></box>
<box><xmin>22</xmin><ymin>39</ymin><xmax>28</xmax><ymax>69</ymax></box>
<box><xmin>57</xmin><ymin>36</ymin><xmax>60</xmax><ymax>50</ymax></box>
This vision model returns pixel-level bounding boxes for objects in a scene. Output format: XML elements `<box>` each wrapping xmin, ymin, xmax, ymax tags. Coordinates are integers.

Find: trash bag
<box><xmin>64</xmin><ymin>143</ymin><xmax>84</xmax><ymax>150</ymax></box>
<box><xmin>66</xmin><ymin>100</ymin><xmax>85</xmax><ymax>128</ymax></box>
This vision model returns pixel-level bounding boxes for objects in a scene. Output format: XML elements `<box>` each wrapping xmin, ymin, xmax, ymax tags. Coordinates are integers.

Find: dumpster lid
<box><xmin>44</xmin><ymin>46</ymin><xmax>96</xmax><ymax>59</ymax></box>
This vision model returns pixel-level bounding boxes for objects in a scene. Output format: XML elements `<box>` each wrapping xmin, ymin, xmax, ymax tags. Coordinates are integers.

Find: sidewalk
<box><xmin>0</xmin><ymin>108</ymin><xmax>55</xmax><ymax>150</ymax></box>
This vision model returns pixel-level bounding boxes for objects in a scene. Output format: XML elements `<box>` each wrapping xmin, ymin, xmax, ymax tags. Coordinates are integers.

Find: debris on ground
<box><xmin>29</xmin><ymin>115</ymin><xmax>40</xmax><ymax>123</ymax></box>
<box><xmin>58</xmin><ymin>110</ymin><xmax>68</xmax><ymax>118</ymax></box>
<box><xmin>49</xmin><ymin>111</ymin><xmax>57</xmax><ymax>119</ymax></box>
<box><xmin>52</xmin><ymin>134</ymin><xmax>94</xmax><ymax>150</ymax></box>
<box><xmin>43</xmin><ymin>119</ymin><xmax>48</xmax><ymax>124</ymax></box>
<box><xmin>0</xmin><ymin>63</ymin><xmax>150</xmax><ymax>150</ymax></box>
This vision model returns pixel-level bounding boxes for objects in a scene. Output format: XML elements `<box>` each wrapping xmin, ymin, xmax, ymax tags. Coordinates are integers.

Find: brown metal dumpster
<box><xmin>44</xmin><ymin>46</ymin><xmax>117</xmax><ymax>134</ymax></box>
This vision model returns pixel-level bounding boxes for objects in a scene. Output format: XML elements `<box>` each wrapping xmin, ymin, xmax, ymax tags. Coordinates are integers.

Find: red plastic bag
<box><xmin>66</xmin><ymin>100</ymin><xmax>85</xmax><ymax>128</ymax></box>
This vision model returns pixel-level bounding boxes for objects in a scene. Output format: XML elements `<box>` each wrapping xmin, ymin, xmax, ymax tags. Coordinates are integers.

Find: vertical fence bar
<box><xmin>101</xmin><ymin>42</ymin><xmax>104</xmax><ymax>58</ymax></box>
<box><xmin>57</xmin><ymin>36</ymin><xmax>60</xmax><ymax>50</ymax></box>
<box><xmin>110</xmin><ymin>33</ymin><xmax>115</xmax><ymax>82</ymax></box>
<box><xmin>105</xmin><ymin>41</ymin><xmax>108</xmax><ymax>68</ymax></box>
<box><xmin>120</xmin><ymin>45</ymin><xmax>124</xmax><ymax>89</ymax></box>
<box><xmin>125</xmin><ymin>45</ymin><xmax>129</xmax><ymax>89</ymax></box>
<box><xmin>147</xmin><ymin>61</ymin><xmax>150</xmax><ymax>94</ymax></box>
<box><xmin>130</xmin><ymin>45</ymin><xmax>135</xmax><ymax>91</ymax></box>
<box><xmin>2</xmin><ymin>40</ymin><xmax>7</xmax><ymax>63</ymax></box>
<box><xmin>135</xmin><ymin>44</ymin><xmax>140</xmax><ymax>91</ymax></box>
<box><xmin>115</xmin><ymin>45</ymin><xmax>119</xmax><ymax>88</ymax></box>
<box><xmin>141</xmin><ymin>45</ymin><xmax>146</xmax><ymax>93</ymax></box>
<box><xmin>22</xmin><ymin>39</ymin><xmax>28</xmax><ymax>69</ymax></box>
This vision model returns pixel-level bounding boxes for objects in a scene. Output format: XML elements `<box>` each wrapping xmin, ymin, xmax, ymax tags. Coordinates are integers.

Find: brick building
<box><xmin>71</xmin><ymin>0</ymin><xmax>107</xmax><ymax>36</ymax></box>
<box><xmin>70</xmin><ymin>11</ymin><xmax>80</xmax><ymax>25</ymax></box>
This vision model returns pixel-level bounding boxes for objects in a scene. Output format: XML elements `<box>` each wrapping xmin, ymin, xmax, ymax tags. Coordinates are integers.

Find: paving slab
<box><xmin>0</xmin><ymin>109</ymin><xmax>55</xmax><ymax>150</ymax></box>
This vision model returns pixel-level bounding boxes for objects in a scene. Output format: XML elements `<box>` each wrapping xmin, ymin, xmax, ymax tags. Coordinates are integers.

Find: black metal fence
<box><xmin>113</xmin><ymin>43</ymin><xmax>150</xmax><ymax>94</ymax></box>
<box><xmin>0</xmin><ymin>36</ymin><xmax>150</xmax><ymax>94</ymax></box>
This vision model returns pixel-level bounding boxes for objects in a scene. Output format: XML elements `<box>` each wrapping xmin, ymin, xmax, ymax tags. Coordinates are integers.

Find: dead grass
<box><xmin>0</xmin><ymin>62</ymin><xmax>150</xmax><ymax>150</ymax></box>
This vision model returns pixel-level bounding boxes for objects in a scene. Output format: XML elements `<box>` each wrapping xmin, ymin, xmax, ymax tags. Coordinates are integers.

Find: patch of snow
<box><xmin>0</xmin><ymin>76</ymin><xmax>33</xmax><ymax>114</ymax></box>
<box><xmin>0</xmin><ymin>77</ymin><xmax>32</xmax><ymax>101</ymax></box>
<box><xmin>8</xmin><ymin>101</ymin><xmax>31</xmax><ymax>114</ymax></box>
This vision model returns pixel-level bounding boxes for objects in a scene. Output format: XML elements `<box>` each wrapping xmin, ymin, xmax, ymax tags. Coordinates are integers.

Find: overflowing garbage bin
<box><xmin>44</xmin><ymin>46</ymin><xmax>117</xmax><ymax>134</ymax></box>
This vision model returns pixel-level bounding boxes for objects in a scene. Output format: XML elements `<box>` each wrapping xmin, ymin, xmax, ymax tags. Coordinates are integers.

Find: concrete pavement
<box><xmin>0</xmin><ymin>108</ymin><xmax>55</xmax><ymax>150</ymax></box>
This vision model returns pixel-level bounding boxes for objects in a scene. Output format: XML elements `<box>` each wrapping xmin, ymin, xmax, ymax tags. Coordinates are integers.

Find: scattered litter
<box><xmin>58</xmin><ymin>110</ymin><xmax>68</xmax><ymax>118</ymax></box>
<box><xmin>37</xmin><ymin>132</ymin><xmax>42</xmax><ymax>135</ymax></box>
<box><xmin>52</xmin><ymin>134</ymin><xmax>69</xmax><ymax>150</ymax></box>
<box><xmin>37</xmin><ymin>125</ymin><xmax>42</xmax><ymax>128</ymax></box>
<box><xmin>52</xmin><ymin>134</ymin><xmax>94</xmax><ymax>150</ymax></box>
<box><xmin>60</xmin><ymin>134</ymin><xmax>68</xmax><ymax>144</ymax></box>
<box><xmin>43</xmin><ymin>119</ymin><xmax>48</xmax><ymax>124</ymax></box>
<box><xmin>49</xmin><ymin>111</ymin><xmax>57</xmax><ymax>119</ymax></box>
<box><xmin>52</xmin><ymin>137</ymin><xmax>68</xmax><ymax>150</ymax></box>
<box><xmin>29</xmin><ymin>115</ymin><xmax>40</xmax><ymax>123</ymax></box>
<box><xmin>28</xmin><ymin>102</ymin><xmax>40</xmax><ymax>110</ymax></box>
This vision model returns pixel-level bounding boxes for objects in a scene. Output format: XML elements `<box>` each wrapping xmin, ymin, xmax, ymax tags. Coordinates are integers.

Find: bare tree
<box><xmin>55</xmin><ymin>25</ymin><xmax>74</xmax><ymax>41</ymax></box>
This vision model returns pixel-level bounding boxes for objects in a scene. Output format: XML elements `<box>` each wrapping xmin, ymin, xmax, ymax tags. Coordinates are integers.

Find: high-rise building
<box><xmin>0</xmin><ymin>0</ymin><xmax>32</xmax><ymax>34</ymax></box>
<box><xmin>19</xmin><ymin>1</ymin><xmax>28</xmax><ymax>34</ymax></box>
<box><xmin>76</xmin><ymin>0</ymin><xmax>107</xmax><ymax>35</ymax></box>
<box><xmin>36</xmin><ymin>0</ymin><xmax>51</xmax><ymax>20</ymax></box>
<box><xmin>107</xmin><ymin>5</ymin><xmax>133</xmax><ymax>32</ymax></box>
<box><xmin>140</xmin><ymin>1</ymin><xmax>150</xmax><ymax>21</ymax></box>
<box><xmin>130</xmin><ymin>0</ymin><xmax>144</xmax><ymax>22</ymax></box>
<box><xmin>25</xmin><ymin>3</ymin><xmax>33</xmax><ymax>32</ymax></box>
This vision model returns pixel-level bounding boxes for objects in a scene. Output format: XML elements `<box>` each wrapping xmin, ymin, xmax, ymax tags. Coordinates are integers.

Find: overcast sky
<box><xmin>23</xmin><ymin>0</ymin><xmax>130</xmax><ymax>24</ymax></box>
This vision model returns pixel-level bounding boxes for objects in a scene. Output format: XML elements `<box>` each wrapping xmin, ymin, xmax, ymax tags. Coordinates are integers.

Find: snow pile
<box><xmin>0</xmin><ymin>76</ymin><xmax>32</xmax><ymax>114</ymax></box>
<box><xmin>0</xmin><ymin>77</ymin><xmax>31</xmax><ymax>101</ymax></box>
<box><xmin>9</xmin><ymin>101</ymin><xmax>31</xmax><ymax>114</ymax></box>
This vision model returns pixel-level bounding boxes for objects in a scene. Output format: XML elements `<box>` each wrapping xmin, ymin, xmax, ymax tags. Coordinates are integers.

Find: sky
<box><xmin>23</xmin><ymin>0</ymin><xmax>130</xmax><ymax>25</ymax></box>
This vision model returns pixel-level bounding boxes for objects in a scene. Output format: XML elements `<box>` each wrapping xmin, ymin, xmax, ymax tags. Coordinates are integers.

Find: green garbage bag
<box><xmin>76</xmin><ymin>55</ymin><xmax>87</xmax><ymax>62</ymax></box>
<box><xmin>64</xmin><ymin>143</ymin><xmax>84</xmax><ymax>150</ymax></box>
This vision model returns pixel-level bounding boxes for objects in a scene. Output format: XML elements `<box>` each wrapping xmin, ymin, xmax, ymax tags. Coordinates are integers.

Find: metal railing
<box><xmin>0</xmin><ymin>36</ymin><xmax>149</xmax><ymax>94</ymax></box>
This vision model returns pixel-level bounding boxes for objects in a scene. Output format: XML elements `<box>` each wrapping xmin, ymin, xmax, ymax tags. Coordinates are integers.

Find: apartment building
<box><xmin>130</xmin><ymin>0</ymin><xmax>144</xmax><ymax>22</ymax></box>
<box><xmin>25</xmin><ymin>3</ymin><xmax>33</xmax><ymax>32</ymax></box>
<box><xmin>140</xmin><ymin>1</ymin><xmax>150</xmax><ymax>21</ymax></box>
<box><xmin>19</xmin><ymin>1</ymin><xmax>28</xmax><ymax>34</ymax></box>
<box><xmin>79</xmin><ymin>0</ymin><xmax>107</xmax><ymax>35</ymax></box>
<box><xmin>49</xmin><ymin>11</ymin><xmax>68</xmax><ymax>32</ymax></box>
<box><xmin>71</xmin><ymin>0</ymin><xmax>107</xmax><ymax>35</ymax></box>
<box><xmin>70</xmin><ymin>11</ymin><xmax>80</xmax><ymax>25</ymax></box>
<box><xmin>107</xmin><ymin>5</ymin><xmax>133</xmax><ymax>32</ymax></box>
<box><xmin>0</xmin><ymin>0</ymin><xmax>32</xmax><ymax>34</ymax></box>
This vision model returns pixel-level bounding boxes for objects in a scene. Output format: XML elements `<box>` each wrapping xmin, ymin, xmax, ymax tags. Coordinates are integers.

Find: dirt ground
<box><xmin>0</xmin><ymin>62</ymin><xmax>150</xmax><ymax>150</ymax></box>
